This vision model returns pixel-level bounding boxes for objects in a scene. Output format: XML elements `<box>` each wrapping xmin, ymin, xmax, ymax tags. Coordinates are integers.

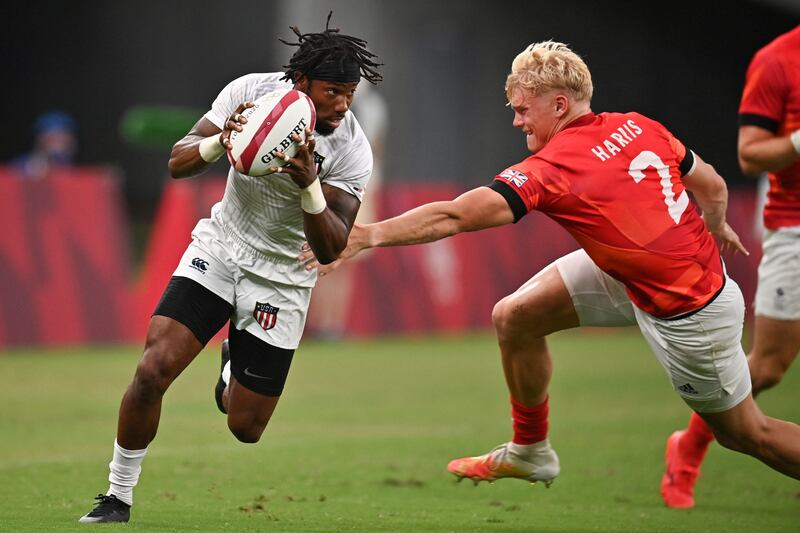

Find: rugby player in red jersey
<box><xmin>304</xmin><ymin>40</ymin><xmax>800</xmax><ymax>490</ymax></box>
<box><xmin>662</xmin><ymin>25</ymin><xmax>800</xmax><ymax>508</ymax></box>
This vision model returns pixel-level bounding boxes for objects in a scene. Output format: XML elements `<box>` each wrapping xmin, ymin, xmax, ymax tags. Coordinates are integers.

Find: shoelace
<box><xmin>92</xmin><ymin>494</ymin><xmax>122</xmax><ymax>508</ymax></box>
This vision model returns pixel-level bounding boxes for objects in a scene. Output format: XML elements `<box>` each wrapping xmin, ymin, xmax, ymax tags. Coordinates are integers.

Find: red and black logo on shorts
<box><xmin>253</xmin><ymin>302</ymin><xmax>279</xmax><ymax>330</ymax></box>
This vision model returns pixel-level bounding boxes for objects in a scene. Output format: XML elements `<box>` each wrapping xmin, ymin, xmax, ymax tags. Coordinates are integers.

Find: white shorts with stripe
<box><xmin>555</xmin><ymin>249</ymin><xmax>751</xmax><ymax>413</ymax></box>
<box><xmin>171</xmin><ymin>216</ymin><xmax>311</xmax><ymax>350</ymax></box>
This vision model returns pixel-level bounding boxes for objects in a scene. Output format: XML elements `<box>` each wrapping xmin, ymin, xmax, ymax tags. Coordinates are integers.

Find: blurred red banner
<box><xmin>0</xmin><ymin>167</ymin><xmax>134</xmax><ymax>346</ymax></box>
<box><xmin>0</xmin><ymin>168</ymin><xmax>762</xmax><ymax>348</ymax></box>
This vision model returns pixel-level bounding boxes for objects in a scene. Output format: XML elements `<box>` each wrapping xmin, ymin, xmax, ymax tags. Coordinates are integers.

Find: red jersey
<box><xmin>490</xmin><ymin>112</ymin><xmax>723</xmax><ymax>318</ymax></box>
<box><xmin>738</xmin><ymin>25</ymin><xmax>800</xmax><ymax>229</ymax></box>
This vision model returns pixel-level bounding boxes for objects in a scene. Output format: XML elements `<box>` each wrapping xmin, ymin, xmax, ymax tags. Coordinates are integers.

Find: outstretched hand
<box><xmin>711</xmin><ymin>222</ymin><xmax>749</xmax><ymax>256</ymax></box>
<box><xmin>298</xmin><ymin>223</ymin><xmax>372</xmax><ymax>276</ymax></box>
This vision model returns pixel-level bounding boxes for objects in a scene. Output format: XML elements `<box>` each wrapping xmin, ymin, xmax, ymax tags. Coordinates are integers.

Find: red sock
<box><xmin>511</xmin><ymin>395</ymin><xmax>549</xmax><ymax>445</ymax></box>
<box><xmin>680</xmin><ymin>412</ymin><xmax>715</xmax><ymax>467</ymax></box>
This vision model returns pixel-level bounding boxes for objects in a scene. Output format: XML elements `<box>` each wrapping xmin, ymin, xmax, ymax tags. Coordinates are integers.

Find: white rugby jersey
<box><xmin>200</xmin><ymin>72</ymin><xmax>373</xmax><ymax>287</ymax></box>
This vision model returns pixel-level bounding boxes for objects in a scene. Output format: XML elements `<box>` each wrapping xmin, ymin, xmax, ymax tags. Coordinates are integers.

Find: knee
<box><xmin>228</xmin><ymin>417</ymin><xmax>269</xmax><ymax>444</ymax></box>
<box><xmin>129</xmin><ymin>331</ymin><xmax>189</xmax><ymax>405</ymax></box>
<box><xmin>492</xmin><ymin>296</ymin><xmax>532</xmax><ymax>340</ymax></box>
<box><xmin>130</xmin><ymin>354</ymin><xmax>173</xmax><ymax>405</ymax></box>
<box><xmin>749</xmin><ymin>357</ymin><xmax>789</xmax><ymax>395</ymax></box>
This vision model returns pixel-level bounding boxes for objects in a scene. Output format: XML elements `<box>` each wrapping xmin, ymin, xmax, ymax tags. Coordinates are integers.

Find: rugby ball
<box><xmin>227</xmin><ymin>89</ymin><xmax>316</xmax><ymax>177</ymax></box>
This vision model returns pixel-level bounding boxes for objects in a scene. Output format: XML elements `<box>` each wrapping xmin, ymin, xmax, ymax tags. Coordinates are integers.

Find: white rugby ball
<box><xmin>227</xmin><ymin>89</ymin><xmax>316</xmax><ymax>177</ymax></box>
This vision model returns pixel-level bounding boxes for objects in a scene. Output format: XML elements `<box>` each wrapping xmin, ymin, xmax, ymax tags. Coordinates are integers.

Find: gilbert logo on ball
<box><xmin>228</xmin><ymin>89</ymin><xmax>317</xmax><ymax>177</ymax></box>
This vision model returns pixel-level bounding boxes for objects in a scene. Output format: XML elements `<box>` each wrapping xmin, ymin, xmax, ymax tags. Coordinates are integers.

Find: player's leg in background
<box><xmin>747</xmin><ymin>322</ymin><xmax>800</xmax><ymax>394</ymax></box>
<box><xmin>305</xmin><ymin>262</ymin><xmax>356</xmax><ymax>339</ymax></box>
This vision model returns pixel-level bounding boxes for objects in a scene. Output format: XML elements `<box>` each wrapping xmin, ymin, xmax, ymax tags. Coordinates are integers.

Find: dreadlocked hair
<box><xmin>279</xmin><ymin>11</ymin><xmax>383</xmax><ymax>84</ymax></box>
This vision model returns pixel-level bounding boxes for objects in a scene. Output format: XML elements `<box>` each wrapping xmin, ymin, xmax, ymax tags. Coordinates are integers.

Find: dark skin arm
<box><xmin>168</xmin><ymin>102</ymin><xmax>254</xmax><ymax>179</ymax></box>
<box><xmin>306</xmin><ymin>184</ymin><xmax>361</xmax><ymax>264</ymax></box>
<box><xmin>168</xmin><ymin>102</ymin><xmax>357</xmax><ymax>263</ymax></box>
<box><xmin>268</xmin><ymin>130</ymin><xmax>361</xmax><ymax>264</ymax></box>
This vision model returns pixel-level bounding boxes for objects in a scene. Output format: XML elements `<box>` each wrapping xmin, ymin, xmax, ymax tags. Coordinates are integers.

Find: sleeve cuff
<box><xmin>486</xmin><ymin>180</ymin><xmax>527</xmax><ymax>223</ymax></box>
<box><xmin>679</xmin><ymin>149</ymin><xmax>697</xmax><ymax>177</ymax></box>
<box><xmin>738</xmin><ymin>113</ymin><xmax>779</xmax><ymax>133</ymax></box>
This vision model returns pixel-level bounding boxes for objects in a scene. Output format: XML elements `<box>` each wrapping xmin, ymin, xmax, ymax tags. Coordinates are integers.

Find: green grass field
<box><xmin>1</xmin><ymin>329</ymin><xmax>797</xmax><ymax>532</ymax></box>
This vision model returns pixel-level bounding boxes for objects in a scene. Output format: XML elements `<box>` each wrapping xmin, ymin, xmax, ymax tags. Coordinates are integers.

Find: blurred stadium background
<box><xmin>1</xmin><ymin>1</ymin><xmax>799</xmax><ymax>530</ymax></box>
<box><xmin>1</xmin><ymin>0</ymin><xmax>799</xmax><ymax>345</ymax></box>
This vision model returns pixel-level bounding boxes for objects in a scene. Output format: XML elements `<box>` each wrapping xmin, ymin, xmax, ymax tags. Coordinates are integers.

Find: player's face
<box><xmin>509</xmin><ymin>88</ymin><xmax>561</xmax><ymax>153</ymax></box>
<box><xmin>299</xmin><ymin>79</ymin><xmax>359</xmax><ymax>136</ymax></box>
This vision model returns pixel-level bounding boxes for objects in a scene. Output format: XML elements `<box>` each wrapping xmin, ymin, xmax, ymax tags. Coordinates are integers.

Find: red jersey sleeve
<box><xmin>662</xmin><ymin>126</ymin><xmax>696</xmax><ymax>176</ymax></box>
<box><xmin>738</xmin><ymin>48</ymin><xmax>787</xmax><ymax>132</ymax></box>
<box><xmin>487</xmin><ymin>160</ymin><xmax>557</xmax><ymax>222</ymax></box>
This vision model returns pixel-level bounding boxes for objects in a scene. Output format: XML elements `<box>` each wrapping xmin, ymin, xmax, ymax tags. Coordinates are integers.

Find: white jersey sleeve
<box><xmin>194</xmin><ymin>72</ymin><xmax>373</xmax><ymax>288</ymax></box>
<box><xmin>204</xmin><ymin>73</ymin><xmax>289</xmax><ymax>130</ymax></box>
<box><xmin>317</xmin><ymin>115</ymin><xmax>372</xmax><ymax>202</ymax></box>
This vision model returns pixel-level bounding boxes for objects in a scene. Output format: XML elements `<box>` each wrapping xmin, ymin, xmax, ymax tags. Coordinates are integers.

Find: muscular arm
<box><xmin>307</xmin><ymin>186</ymin><xmax>514</xmax><ymax>265</ymax></box>
<box><xmin>363</xmin><ymin>186</ymin><xmax>515</xmax><ymax>248</ymax></box>
<box><xmin>682</xmin><ymin>154</ymin><xmax>748</xmax><ymax>255</ymax></box>
<box><xmin>738</xmin><ymin>125</ymin><xmax>800</xmax><ymax>176</ymax></box>
<box><xmin>168</xmin><ymin>102</ymin><xmax>253</xmax><ymax>179</ymax></box>
<box><xmin>308</xmin><ymin>186</ymin><xmax>515</xmax><ymax>274</ymax></box>
<box><xmin>305</xmin><ymin>185</ymin><xmax>361</xmax><ymax>264</ymax></box>
<box><xmin>167</xmin><ymin>118</ymin><xmax>223</xmax><ymax>179</ymax></box>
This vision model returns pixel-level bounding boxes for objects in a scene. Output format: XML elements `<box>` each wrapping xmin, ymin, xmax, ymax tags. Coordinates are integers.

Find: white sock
<box><xmin>107</xmin><ymin>440</ymin><xmax>147</xmax><ymax>506</ymax></box>
<box><xmin>509</xmin><ymin>438</ymin><xmax>550</xmax><ymax>458</ymax></box>
<box><xmin>222</xmin><ymin>360</ymin><xmax>231</xmax><ymax>386</ymax></box>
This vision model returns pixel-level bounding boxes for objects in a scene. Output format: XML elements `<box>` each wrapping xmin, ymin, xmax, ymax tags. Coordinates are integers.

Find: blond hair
<box><xmin>505</xmin><ymin>40</ymin><xmax>593</xmax><ymax>102</ymax></box>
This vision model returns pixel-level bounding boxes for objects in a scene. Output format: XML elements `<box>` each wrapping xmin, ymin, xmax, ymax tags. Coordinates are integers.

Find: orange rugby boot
<box><xmin>447</xmin><ymin>440</ymin><xmax>560</xmax><ymax>486</ymax></box>
<box><xmin>661</xmin><ymin>430</ymin><xmax>700</xmax><ymax>508</ymax></box>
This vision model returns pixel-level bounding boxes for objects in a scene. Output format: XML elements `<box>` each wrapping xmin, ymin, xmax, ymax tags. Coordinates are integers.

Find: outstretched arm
<box><xmin>306</xmin><ymin>186</ymin><xmax>516</xmax><ymax>274</ymax></box>
<box><xmin>366</xmin><ymin>186</ymin><xmax>515</xmax><ymax>247</ymax></box>
<box><xmin>682</xmin><ymin>153</ymin><xmax>748</xmax><ymax>256</ymax></box>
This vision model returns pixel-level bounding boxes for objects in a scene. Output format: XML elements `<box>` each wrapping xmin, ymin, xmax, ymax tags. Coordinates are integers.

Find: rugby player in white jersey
<box><xmin>79</xmin><ymin>13</ymin><xmax>382</xmax><ymax>524</ymax></box>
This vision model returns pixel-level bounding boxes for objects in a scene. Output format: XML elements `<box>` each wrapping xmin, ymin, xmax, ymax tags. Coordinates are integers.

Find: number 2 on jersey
<box><xmin>628</xmin><ymin>150</ymin><xmax>688</xmax><ymax>224</ymax></box>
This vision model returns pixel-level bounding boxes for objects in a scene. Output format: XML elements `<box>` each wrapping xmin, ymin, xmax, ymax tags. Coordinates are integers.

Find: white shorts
<box><xmin>172</xmin><ymin>218</ymin><xmax>311</xmax><ymax>349</ymax></box>
<box><xmin>556</xmin><ymin>249</ymin><xmax>751</xmax><ymax>413</ymax></box>
<box><xmin>555</xmin><ymin>250</ymin><xmax>636</xmax><ymax>327</ymax></box>
<box><xmin>754</xmin><ymin>225</ymin><xmax>800</xmax><ymax>320</ymax></box>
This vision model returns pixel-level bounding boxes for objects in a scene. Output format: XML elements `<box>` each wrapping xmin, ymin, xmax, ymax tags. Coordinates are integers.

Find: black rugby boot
<box><xmin>78</xmin><ymin>494</ymin><xmax>130</xmax><ymax>523</ymax></box>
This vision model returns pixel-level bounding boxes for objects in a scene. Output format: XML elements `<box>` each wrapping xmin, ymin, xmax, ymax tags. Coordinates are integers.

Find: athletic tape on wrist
<box><xmin>300</xmin><ymin>179</ymin><xmax>327</xmax><ymax>214</ymax></box>
<box><xmin>790</xmin><ymin>129</ymin><xmax>800</xmax><ymax>156</ymax></box>
<box><xmin>199</xmin><ymin>135</ymin><xmax>225</xmax><ymax>163</ymax></box>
